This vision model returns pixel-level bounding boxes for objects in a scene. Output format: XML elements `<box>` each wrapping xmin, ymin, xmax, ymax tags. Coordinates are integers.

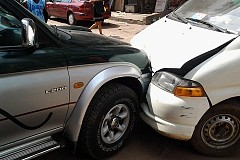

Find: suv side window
<box><xmin>0</xmin><ymin>6</ymin><xmax>22</xmax><ymax>47</ymax></box>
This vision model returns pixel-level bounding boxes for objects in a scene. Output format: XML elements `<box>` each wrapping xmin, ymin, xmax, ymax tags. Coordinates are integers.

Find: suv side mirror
<box><xmin>21</xmin><ymin>18</ymin><xmax>38</xmax><ymax>48</ymax></box>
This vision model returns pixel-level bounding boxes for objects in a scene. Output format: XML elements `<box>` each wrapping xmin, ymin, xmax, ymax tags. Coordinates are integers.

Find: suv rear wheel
<box><xmin>79</xmin><ymin>83</ymin><xmax>139</xmax><ymax>159</ymax></box>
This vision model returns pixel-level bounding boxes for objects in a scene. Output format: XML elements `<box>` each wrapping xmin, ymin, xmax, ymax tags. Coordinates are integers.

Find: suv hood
<box><xmin>61</xmin><ymin>30</ymin><xmax>129</xmax><ymax>46</ymax></box>
<box><xmin>131</xmin><ymin>17</ymin><xmax>238</xmax><ymax>72</ymax></box>
<box><xmin>59</xmin><ymin>31</ymin><xmax>151</xmax><ymax>73</ymax></box>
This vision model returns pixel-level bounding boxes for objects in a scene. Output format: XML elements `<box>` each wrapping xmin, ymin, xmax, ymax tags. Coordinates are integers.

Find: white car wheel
<box><xmin>191</xmin><ymin>100</ymin><xmax>240</xmax><ymax>156</ymax></box>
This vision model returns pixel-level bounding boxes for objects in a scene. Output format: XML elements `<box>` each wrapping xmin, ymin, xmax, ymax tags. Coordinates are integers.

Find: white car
<box><xmin>131</xmin><ymin>0</ymin><xmax>240</xmax><ymax>157</ymax></box>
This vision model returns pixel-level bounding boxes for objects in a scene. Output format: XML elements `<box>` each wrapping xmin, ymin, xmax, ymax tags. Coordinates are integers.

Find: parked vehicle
<box><xmin>0</xmin><ymin>0</ymin><xmax>151</xmax><ymax>160</ymax></box>
<box><xmin>131</xmin><ymin>0</ymin><xmax>240</xmax><ymax>157</ymax></box>
<box><xmin>45</xmin><ymin>0</ymin><xmax>111</xmax><ymax>25</ymax></box>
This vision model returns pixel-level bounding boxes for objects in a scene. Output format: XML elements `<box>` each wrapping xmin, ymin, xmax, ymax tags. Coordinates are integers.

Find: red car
<box><xmin>46</xmin><ymin>0</ymin><xmax>111</xmax><ymax>25</ymax></box>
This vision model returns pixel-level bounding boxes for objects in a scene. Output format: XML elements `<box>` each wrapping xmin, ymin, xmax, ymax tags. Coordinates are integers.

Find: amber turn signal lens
<box><xmin>74</xmin><ymin>82</ymin><xmax>84</xmax><ymax>89</ymax></box>
<box><xmin>174</xmin><ymin>86</ymin><xmax>205</xmax><ymax>97</ymax></box>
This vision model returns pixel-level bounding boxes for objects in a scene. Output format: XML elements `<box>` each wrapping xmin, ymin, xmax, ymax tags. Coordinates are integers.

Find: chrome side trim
<box><xmin>0</xmin><ymin>136</ymin><xmax>60</xmax><ymax>160</ymax></box>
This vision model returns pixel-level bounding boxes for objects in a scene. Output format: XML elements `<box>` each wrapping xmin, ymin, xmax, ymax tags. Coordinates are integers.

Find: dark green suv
<box><xmin>0</xmin><ymin>0</ymin><xmax>151</xmax><ymax>159</ymax></box>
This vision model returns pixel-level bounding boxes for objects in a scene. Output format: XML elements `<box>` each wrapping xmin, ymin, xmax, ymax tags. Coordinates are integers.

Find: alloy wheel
<box><xmin>101</xmin><ymin>104</ymin><xmax>130</xmax><ymax>144</ymax></box>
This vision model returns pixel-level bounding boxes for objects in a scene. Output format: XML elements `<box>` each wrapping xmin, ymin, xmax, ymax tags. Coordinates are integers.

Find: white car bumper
<box><xmin>140</xmin><ymin>83</ymin><xmax>210</xmax><ymax>140</ymax></box>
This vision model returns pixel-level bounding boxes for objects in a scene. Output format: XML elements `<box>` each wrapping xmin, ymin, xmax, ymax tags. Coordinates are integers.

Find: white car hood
<box><xmin>131</xmin><ymin>16</ymin><xmax>238</xmax><ymax>72</ymax></box>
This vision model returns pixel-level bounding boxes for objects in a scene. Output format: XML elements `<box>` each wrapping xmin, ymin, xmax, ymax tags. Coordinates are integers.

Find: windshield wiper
<box><xmin>186</xmin><ymin>18</ymin><xmax>237</xmax><ymax>34</ymax></box>
<box><xmin>171</xmin><ymin>12</ymin><xmax>188</xmax><ymax>24</ymax></box>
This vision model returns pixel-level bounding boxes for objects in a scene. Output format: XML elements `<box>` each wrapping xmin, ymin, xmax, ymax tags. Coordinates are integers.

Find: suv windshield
<box><xmin>174</xmin><ymin>0</ymin><xmax>240</xmax><ymax>33</ymax></box>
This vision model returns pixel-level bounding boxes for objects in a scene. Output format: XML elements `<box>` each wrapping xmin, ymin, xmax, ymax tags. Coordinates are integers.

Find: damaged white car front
<box><xmin>142</xmin><ymin>71</ymin><xmax>208</xmax><ymax>140</ymax></box>
<box><xmin>131</xmin><ymin>0</ymin><xmax>240</xmax><ymax>157</ymax></box>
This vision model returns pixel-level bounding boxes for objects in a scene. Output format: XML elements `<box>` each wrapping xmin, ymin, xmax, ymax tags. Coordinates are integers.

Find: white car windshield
<box><xmin>174</xmin><ymin>0</ymin><xmax>240</xmax><ymax>33</ymax></box>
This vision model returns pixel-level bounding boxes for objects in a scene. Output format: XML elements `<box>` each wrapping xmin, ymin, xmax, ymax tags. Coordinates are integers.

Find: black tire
<box><xmin>68</xmin><ymin>13</ymin><xmax>77</xmax><ymax>25</ymax></box>
<box><xmin>190</xmin><ymin>100</ymin><xmax>240</xmax><ymax>157</ymax></box>
<box><xmin>79</xmin><ymin>83</ymin><xmax>139</xmax><ymax>159</ymax></box>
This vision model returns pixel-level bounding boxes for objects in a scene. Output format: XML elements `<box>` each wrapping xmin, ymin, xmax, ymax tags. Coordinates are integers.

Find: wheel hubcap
<box><xmin>68</xmin><ymin>14</ymin><xmax>74</xmax><ymax>24</ymax></box>
<box><xmin>201</xmin><ymin>114</ymin><xmax>240</xmax><ymax>149</ymax></box>
<box><xmin>101</xmin><ymin>104</ymin><xmax>130</xmax><ymax>144</ymax></box>
<box><xmin>108</xmin><ymin>116</ymin><xmax>120</xmax><ymax>130</ymax></box>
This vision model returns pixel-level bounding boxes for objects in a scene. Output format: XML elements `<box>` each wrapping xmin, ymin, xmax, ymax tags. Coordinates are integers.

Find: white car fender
<box><xmin>185</xmin><ymin>36</ymin><xmax>240</xmax><ymax>106</ymax></box>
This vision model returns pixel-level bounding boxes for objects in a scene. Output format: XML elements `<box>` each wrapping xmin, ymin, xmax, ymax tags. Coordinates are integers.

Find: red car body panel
<box><xmin>46</xmin><ymin>0</ymin><xmax>111</xmax><ymax>22</ymax></box>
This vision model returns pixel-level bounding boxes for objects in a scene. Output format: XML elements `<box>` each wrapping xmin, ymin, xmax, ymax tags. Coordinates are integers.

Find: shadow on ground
<box><xmin>34</xmin><ymin>118</ymin><xmax>240</xmax><ymax>160</ymax></box>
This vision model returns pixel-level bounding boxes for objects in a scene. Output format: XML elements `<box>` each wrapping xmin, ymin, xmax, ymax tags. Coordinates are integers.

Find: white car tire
<box><xmin>190</xmin><ymin>100</ymin><xmax>240</xmax><ymax>156</ymax></box>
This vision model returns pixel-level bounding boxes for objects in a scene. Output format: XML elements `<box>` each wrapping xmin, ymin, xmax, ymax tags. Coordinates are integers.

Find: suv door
<box><xmin>0</xmin><ymin>5</ymin><xmax>69</xmax><ymax>149</ymax></box>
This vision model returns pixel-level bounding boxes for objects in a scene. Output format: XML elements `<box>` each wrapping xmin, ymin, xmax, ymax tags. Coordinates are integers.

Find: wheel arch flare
<box><xmin>64</xmin><ymin>65</ymin><xmax>143</xmax><ymax>143</ymax></box>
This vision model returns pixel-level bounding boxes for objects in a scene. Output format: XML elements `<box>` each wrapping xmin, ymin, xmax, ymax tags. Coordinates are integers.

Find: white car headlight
<box><xmin>152</xmin><ymin>71</ymin><xmax>206</xmax><ymax>97</ymax></box>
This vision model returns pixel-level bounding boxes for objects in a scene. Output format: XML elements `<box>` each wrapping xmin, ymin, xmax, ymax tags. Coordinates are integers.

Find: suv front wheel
<box><xmin>79</xmin><ymin>83</ymin><xmax>139</xmax><ymax>159</ymax></box>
